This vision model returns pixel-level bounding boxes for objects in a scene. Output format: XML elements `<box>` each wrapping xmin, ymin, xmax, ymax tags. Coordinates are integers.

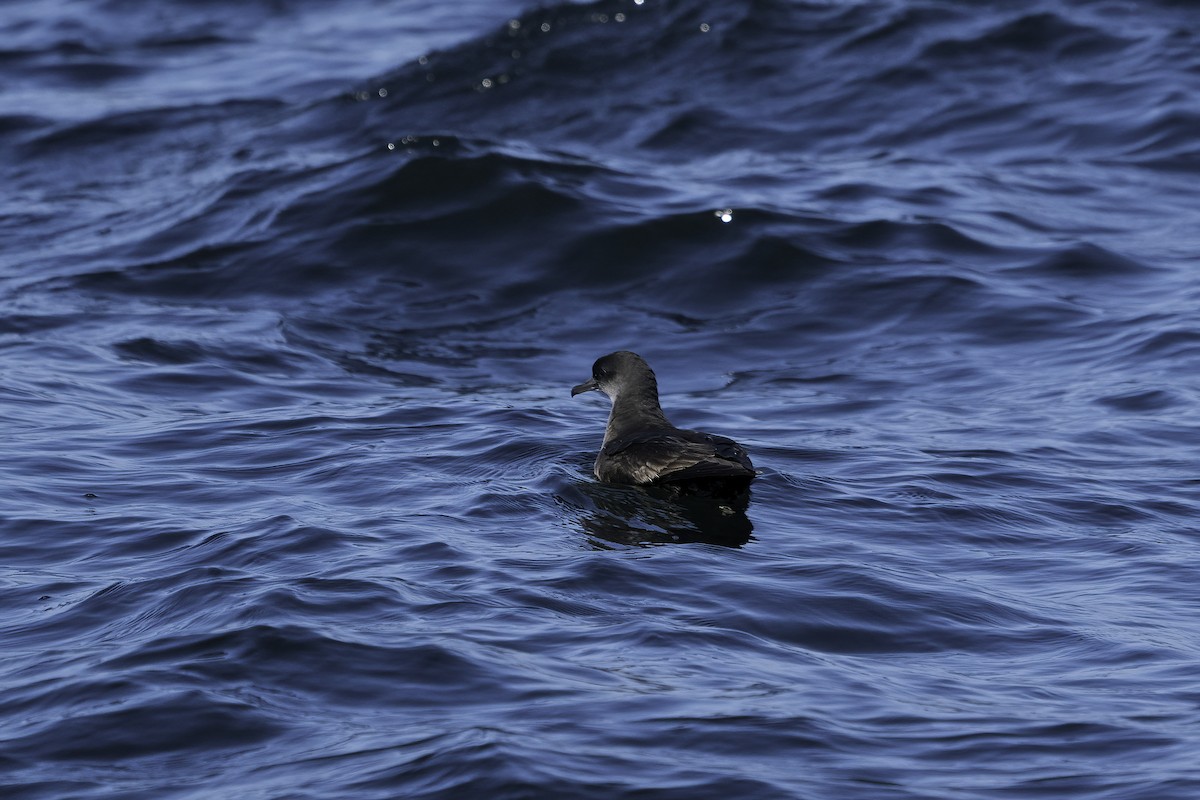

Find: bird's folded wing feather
<box><xmin>599</xmin><ymin>430</ymin><xmax>754</xmax><ymax>485</ymax></box>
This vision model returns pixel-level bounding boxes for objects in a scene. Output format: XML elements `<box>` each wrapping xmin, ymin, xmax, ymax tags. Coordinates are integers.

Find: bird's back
<box><xmin>596</xmin><ymin>426</ymin><xmax>755</xmax><ymax>493</ymax></box>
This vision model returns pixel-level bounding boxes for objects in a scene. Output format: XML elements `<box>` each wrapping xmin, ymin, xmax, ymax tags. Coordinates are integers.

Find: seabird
<box><xmin>571</xmin><ymin>351</ymin><xmax>755</xmax><ymax>497</ymax></box>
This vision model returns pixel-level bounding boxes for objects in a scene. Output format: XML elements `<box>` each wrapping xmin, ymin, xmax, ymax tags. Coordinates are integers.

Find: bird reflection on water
<box><xmin>573</xmin><ymin>479</ymin><xmax>754</xmax><ymax>549</ymax></box>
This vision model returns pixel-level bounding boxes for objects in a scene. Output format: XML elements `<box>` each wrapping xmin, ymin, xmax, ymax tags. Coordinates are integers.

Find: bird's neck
<box><xmin>603</xmin><ymin>386</ymin><xmax>671</xmax><ymax>444</ymax></box>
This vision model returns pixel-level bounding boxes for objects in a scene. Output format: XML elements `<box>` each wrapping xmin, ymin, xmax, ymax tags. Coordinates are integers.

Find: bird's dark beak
<box><xmin>571</xmin><ymin>378</ymin><xmax>599</xmax><ymax>397</ymax></box>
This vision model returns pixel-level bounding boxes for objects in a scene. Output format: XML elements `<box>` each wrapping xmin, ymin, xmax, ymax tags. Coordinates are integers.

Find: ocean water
<box><xmin>2</xmin><ymin>0</ymin><xmax>1199</xmax><ymax>797</ymax></box>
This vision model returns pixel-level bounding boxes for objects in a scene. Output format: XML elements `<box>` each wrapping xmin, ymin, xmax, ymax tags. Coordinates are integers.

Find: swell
<box><xmin>3</xmin><ymin>4</ymin><xmax>1200</xmax><ymax>799</ymax></box>
<box><xmin>354</xmin><ymin>0</ymin><xmax>1200</xmax><ymax>165</ymax></box>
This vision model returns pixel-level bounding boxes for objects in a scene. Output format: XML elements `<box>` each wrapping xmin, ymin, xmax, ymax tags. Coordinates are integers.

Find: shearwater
<box><xmin>571</xmin><ymin>351</ymin><xmax>756</xmax><ymax>499</ymax></box>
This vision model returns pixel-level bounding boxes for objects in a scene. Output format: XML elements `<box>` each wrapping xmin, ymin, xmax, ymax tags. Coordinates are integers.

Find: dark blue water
<box><xmin>3</xmin><ymin>0</ymin><xmax>1200</xmax><ymax>797</ymax></box>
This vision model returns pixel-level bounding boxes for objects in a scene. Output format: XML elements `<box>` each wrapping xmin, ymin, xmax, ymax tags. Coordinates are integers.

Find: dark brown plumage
<box><xmin>571</xmin><ymin>351</ymin><xmax>755</xmax><ymax>497</ymax></box>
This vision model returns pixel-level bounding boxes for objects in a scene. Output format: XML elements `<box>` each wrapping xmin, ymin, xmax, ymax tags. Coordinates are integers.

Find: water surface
<box><xmin>2</xmin><ymin>0</ymin><xmax>1199</xmax><ymax>797</ymax></box>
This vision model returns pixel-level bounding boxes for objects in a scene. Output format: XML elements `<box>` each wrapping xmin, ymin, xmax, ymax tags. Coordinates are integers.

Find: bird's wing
<box><xmin>599</xmin><ymin>429</ymin><xmax>755</xmax><ymax>485</ymax></box>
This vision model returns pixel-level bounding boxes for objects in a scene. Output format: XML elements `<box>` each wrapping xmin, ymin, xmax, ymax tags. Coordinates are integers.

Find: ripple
<box><xmin>4</xmin><ymin>0</ymin><xmax>1200</xmax><ymax>798</ymax></box>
